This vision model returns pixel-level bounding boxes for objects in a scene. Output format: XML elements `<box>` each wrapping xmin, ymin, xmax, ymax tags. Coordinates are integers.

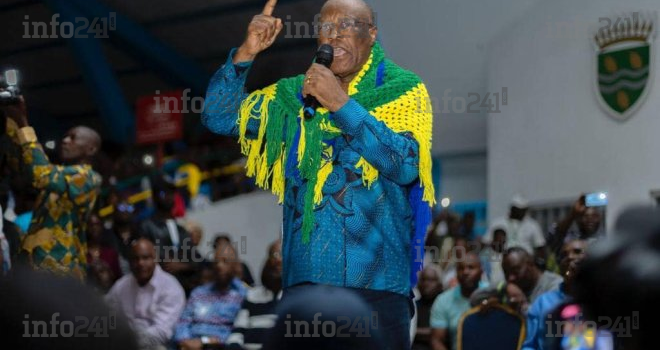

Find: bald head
<box><xmin>502</xmin><ymin>247</ymin><xmax>538</xmax><ymax>294</ymax></box>
<box><xmin>60</xmin><ymin>126</ymin><xmax>101</xmax><ymax>164</ymax></box>
<box><xmin>322</xmin><ymin>0</ymin><xmax>375</xmax><ymax>24</ymax></box>
<box><xmin>129</xmin><ymin>238</ymin><xmax>157</xmax><ymax>286</ymax></box>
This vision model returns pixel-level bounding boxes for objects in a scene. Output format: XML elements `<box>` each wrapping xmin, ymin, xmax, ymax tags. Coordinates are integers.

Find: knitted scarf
<box><xmin>237</xmin><ymin>42</ymin><xmax>435</xmax><ymax>244</ymax></box>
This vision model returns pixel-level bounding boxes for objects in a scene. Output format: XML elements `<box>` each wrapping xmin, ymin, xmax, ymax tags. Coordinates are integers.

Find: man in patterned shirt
<box><xmin>174</xmin><ymin>238</ymin><xmax>247</xmax><ymax>349</ymax></box>
<box><xmin>1</xmin><ymin>95</ymin><xmax>102</xmax><ymax>279</ymax></box>
<box><xmin>202</xmin><ymin>1</ymin><xmax>435</xmax><ymax>348</ymax></box>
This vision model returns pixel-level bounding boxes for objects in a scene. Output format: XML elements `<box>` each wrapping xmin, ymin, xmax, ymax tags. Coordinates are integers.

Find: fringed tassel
<box><xmin>238</xmin><ymin>93</ymin><xmax>261</xmax><ymax>154</ymax></box>
<box><xmin>271</xmin><ymin>144</ymin><xmax>286</xmax><ymax>204</ymax></box>
<box><xmin>355</xmin><ymin>157</ymin><xmax>379</xmax><ymax>189</ymax></box>
<box><xmin>313</xmin><ymin>156</ymin><xmax>333</xmax><ymax>205</ymax></box>
<box><xmin>296</xmin><ymin>110</ymin><xmax>306</xmax><ymax>165</ymax></box>
<box><xmin>238</xmin><ymin>85</ymin><xmax>279</xmax><ymax>192</ymax></box>
<box><xmin>298</xmin><ymin>116</ymin><xmax>324</xmax><ymax>180</ymax></box>
<box><xmin>418</xmin><ymin>142</ymin><xmax>436</xmax><ymax>206</ymax></box>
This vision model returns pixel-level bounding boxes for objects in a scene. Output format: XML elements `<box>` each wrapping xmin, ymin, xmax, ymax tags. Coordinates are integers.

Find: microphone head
<box><xmin>315</xmin><ymin>44</ymin><xmax>334</xmax><ymax>67</ymax></box>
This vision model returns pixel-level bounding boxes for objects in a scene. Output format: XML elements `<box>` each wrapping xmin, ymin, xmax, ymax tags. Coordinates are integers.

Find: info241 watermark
<box><xmin>22</xmin><ymin>13</ymin><xmax>116</xmax><ymax>39</ymax></box>
<box><xmin>23</xmin><ymin>312</ymin><xmax>116</xmax><ymax>338</ymax></box>
<box><xmin>284</xmin><ymin>312</ymin><xmax>379</xmax><ymax>338</ymax></box>
<box><xmin>545</xmin><ymin>311</ymin><xmax>639</xmax><ymax>338</ymax></box>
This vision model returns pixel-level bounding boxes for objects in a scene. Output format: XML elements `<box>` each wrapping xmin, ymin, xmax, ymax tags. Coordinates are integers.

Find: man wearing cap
<box><xmin>482</xmin><ymin>195</ymin><xmax>546</xmax><ymax>260</ymax></box>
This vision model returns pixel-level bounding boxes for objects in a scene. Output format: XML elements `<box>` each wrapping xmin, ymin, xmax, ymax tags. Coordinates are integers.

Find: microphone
<box><xmin>304</xmin><ymin>44</ymin><xmax>334</xmax><ymax>119</ymax></box>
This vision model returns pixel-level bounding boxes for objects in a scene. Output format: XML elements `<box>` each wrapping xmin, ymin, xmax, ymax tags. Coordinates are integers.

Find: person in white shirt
<box><xmin>106</xmin><ymin>237</ymin><xmax>186</xmax><ymax>350</ymax></box>
<box><xmin>482</xmin><ymin>195</ymin><xmax>546</xmax><ymax>262</ymax></box>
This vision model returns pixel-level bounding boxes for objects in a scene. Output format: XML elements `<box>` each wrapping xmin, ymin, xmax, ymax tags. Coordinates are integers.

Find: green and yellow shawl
<box><xmin>237</xmin><ymin>42</ymin><xmax>435</xmax><ymax>242</ymax></box>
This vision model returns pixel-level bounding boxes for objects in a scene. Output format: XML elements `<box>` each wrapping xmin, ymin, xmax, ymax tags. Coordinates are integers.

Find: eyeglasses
<box><xmin>317</xmin><ymin>18</ymin><xmax>374</xmax><ymax>37</ymax></box>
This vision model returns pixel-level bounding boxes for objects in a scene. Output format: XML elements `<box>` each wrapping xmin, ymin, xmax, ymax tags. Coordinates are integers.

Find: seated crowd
<box><xmin>0</xmin><ymin>170</ymin><xmax>645</xmax><ymax>350</ymax></box>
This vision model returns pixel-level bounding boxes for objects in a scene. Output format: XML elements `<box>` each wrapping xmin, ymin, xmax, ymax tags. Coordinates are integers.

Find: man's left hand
<box><xmin>302</xmin><ymin>64</ymin><xmax>349</xmax><ymax>112</ymax></box>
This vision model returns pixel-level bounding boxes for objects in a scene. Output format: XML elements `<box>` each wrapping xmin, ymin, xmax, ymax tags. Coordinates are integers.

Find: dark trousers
<box><xmin>281</xmin><ymin>284</ymin><xmax>412</xmax><ymax>350</ymax></box>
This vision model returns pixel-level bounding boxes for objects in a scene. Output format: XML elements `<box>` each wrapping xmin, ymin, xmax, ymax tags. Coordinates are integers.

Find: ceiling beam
<box><xmin>1</xmin><ymin>0</ymin><xmax>319</xmax><ymax>58</ymax></box>
<box><xmin>0</xmin><ymin>0</ymin><xmax>40</xmax><ymax>12</ymax></box>
<box><xmin>25</xmin><ymin>38</ymin><xmax>316</xmax><ymax>91</ymax></box>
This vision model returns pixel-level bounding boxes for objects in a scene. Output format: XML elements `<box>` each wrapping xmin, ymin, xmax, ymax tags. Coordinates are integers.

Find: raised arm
<box><xmin>201</xmin><ymin>0</ymin><xmax>283</xmax><ymax>137</ymax></box>
<box><xmin>1</xmin><ymin>96</ymin><xmax>100</xmax><ymax>196</ymax></box>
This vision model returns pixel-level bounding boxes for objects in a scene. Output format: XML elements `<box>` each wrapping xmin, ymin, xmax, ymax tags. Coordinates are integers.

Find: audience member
<box><xmin>502</xmin><ymin>247</ymin><xmax>562</xmax><ymax>304</ymax></box>
<box><xmin>468</xmin><ymin>280</ymin><xmax>529</xmax><ymax>316</ymax></box>
<box><xmin>504</xmin><ymin>282</ymin><xmax>529</xmax><ymax>315</ymax></box>
<box><xmin>106</xmin><ymin>238</ymin><xmax>186</xmax><ymax>350</ymax></box>
<box><xmin>574</xmin><ymin>205</ymin><xmax>660</xmax><ymax>350</ymax></box>
<box><xmin>426</xmin><ymin>211</ymin><xmax>461</xmax><ymax>255</ymax></box>
<box><xmin>480</xmin><ymin>227</ymin><xmax>506</xmax><ymax>285</ymax></box>
<box><xmin>438</xmin><ymin>236</ymin><xmax>468</xmax><ymax>290</ymax></box>
<box><xmin>229</xmin><ymin>239</ymin><xmax>283</xmax><ymax>349</ymax></box>
<box><xmin>174</xmin><ymin>238</ymin><xmax>247</xmax><ymax>349</ymax></box>
<box><xmin>184</xmin><ymin>220</ymin><xmax>204</xmax><ymax>254</ymax></box>
<box><xmin>105</xmin><ymin>195</ymin><xmax>138</xmax><ymax>275</ymax></box>
<box><xmin>550</xmin><ymin>195</ymin><xmax>604</xmax><ymax>253</ymax></box>
<box><xmin>413</xmin><ymin>266</ymin><xmax>443</xmax><ymax>350</ymax></box>
<box><xmin>0</xmin><ymin>186</ymin><xmax>21</xmax><ymax>271</ymax></box>
<box><xmin>86</xmin><ymin>213</ymin><xmax>121</xmax><ymax>289</ymax></box>
<box><xmin>483</xmin><ymin>195</ymin><xmax>546</xmax><ymax>261</ymax></box>
<box><xmin>430</xmin><ymin>251</ymin><xmax>487</xmax><ymax>350</ymax></box>
<box><xmin>213</xmin><ymin>234</ymin><xmax>255</xmax><ymax>287</ymax></box>
<box><xmin>139</xmin><ymin>175</ymin><xmax>197</xmax><ymax>295</ymax></box>
<box><xmin>523</xmin><ymin>239</ymin><xmax>587</xmax><ymax>350</ymax></box>
<box><xmin>459</xmin><ymin>210</ymin><xmax>477</xmax><ymax>240</ymax></box>
<box><xmin>3</xmin><ymin>95</ymin><xmax>102</xmax><ymax>279</ymax></box>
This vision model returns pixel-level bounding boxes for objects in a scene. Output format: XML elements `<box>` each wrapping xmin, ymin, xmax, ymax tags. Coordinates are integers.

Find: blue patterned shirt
<box><xmin>173</xmin><ymin>279</ymin><xmax>247</xmax><ymax>343</ymax></box>
<box><xmin>523</xmin><ymin>285</ymin><xmax>567</xmax><ymax>350</ymax></box>
<box><xmin>202</xmin><ymin>50</ymin><xmax>423</xmax><ymax>296</ymax></box>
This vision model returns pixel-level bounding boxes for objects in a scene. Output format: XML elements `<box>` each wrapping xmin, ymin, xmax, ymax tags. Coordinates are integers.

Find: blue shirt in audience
<box><xmin>523</xmin><ymin>284</ymin><xmax>567</xmax><ymax>350</ymax></box>
<box><xmin>173</xmin><ymin>278</ymin><xmax>247</xmax><ymax>344</ymax></box>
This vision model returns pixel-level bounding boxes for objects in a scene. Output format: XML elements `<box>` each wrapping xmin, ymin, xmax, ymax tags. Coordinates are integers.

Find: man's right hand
<box><xmin>234</xmin><ymin>0</ymin><xmax>283</xmax><ymax>64</ymax></box>
<box><xmin>571</xmin><ymin>195</ymin><xmax>587</xmax><ymax>217</ymax></box>
<box><xmin>0</xmin><ymin>92</ymin><xmax>28</xmax><ymax>128</ymax></box>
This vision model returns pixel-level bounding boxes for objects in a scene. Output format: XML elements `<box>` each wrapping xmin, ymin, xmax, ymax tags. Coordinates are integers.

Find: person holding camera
<box><xmin>1</xmin><ymin>93</ymin><xmax>102</xmax><ymax>280</ymax></box>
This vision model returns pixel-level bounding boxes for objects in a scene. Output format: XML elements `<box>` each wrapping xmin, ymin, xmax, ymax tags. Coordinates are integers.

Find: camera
<box><xmin>0</xmin><ymin>69</ymin><xmax>21</xmax><ymax>106</ymax></box>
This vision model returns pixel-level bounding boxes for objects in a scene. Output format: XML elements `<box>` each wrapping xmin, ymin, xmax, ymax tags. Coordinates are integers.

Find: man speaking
<box><xmin>202</xmin><ymin>0</ymin><xmax>434</xmax><ymax>347</ymax></box>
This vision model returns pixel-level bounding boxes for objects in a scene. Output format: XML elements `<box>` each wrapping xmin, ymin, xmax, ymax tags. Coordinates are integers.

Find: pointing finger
<box><xmin>262</xmin><ymin>0</ymin><xmax>278</xmax><ymax>16</ymax></box>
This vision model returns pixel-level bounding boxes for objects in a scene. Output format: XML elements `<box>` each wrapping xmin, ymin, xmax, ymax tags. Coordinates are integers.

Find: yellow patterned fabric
<box><xmin>8</xmin><ymin>133</ymin><xmax>102</xmax><ymax>280</ymax></box>
<box><xmin>237</xmin><ymin>42</ymin><xmax>435</xmax><ymax>241</ymax></box>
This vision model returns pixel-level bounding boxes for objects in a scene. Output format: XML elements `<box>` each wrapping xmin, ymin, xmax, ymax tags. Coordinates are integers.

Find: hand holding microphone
<box><xmin>303</xmin><ymin>46</ymin><xmax>350</xmax><ymax>116</ymax></box>
<box><xmin>303</xmin><ymin>45</ymin><xmax>333</xmax><ymax>119</ymax></box>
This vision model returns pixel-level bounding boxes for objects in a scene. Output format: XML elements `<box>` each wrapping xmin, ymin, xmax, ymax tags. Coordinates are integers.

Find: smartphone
<box><xmin>4</xmin><ymin>70</ymin><xmax>18</xmax><ymax>86</ymax></box>
<box><xmin>585</xmin><ymin>192</ymin><xmax>608</xmax><ymax>207</ymax></box>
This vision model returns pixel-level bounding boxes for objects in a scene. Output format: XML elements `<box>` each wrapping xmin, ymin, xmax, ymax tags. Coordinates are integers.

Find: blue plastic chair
<box><xmin>457</xmin><ymin>303</ymin><xmax>526</xmax><ymax>350</ymax></box>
